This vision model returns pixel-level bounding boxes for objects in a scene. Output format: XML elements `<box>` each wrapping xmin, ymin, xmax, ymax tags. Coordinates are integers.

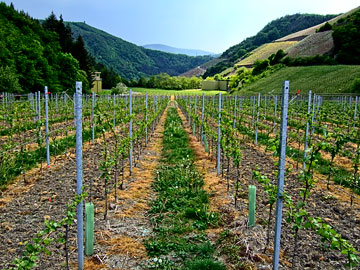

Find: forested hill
<box><xmin>204</xmin><ymin>13</ymin><xmax>337</xmax><ymax>77</ymax></box>
<box><xmin>0</xmin><ymin>3</ymin><xmax>87</xmax><ymax>93</ymax></box>
<box><xmin>67</xmin><ymin>22</ymin><xmax>214</xmax><ymax>80</ymax></box>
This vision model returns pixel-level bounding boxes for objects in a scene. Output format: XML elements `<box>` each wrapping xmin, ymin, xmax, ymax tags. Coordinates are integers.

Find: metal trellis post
<box><xmin>273</xmin><ymin>81</ymin><xmax>290</xmax><ymax>270</ymax></box>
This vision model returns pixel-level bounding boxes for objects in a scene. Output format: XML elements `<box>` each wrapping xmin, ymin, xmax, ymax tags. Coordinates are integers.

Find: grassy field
<box><xmin>238</xmin><ymin>65</ymin><xmax>360</xmax><ymax>94</ymax></box>
<box><xmin>131</xmin><ymin>87</ymin><xmax>225</xmax><ymax>95</ymax></box>
<box><xmin>99</xmin><ymin>89</ymin><xmax>112</xmax><ymax>95</ymax></box>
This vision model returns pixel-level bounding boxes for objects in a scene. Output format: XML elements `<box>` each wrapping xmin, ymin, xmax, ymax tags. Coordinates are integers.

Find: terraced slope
<box><xmin>286</xmin><ymin>30</ymin><xmax>334</xmax><ymax>57</ymax></box>
<box><xmin>236</xmin><ymin>41</ymin><xmax>297</xmax><ymax>67</ymax></box>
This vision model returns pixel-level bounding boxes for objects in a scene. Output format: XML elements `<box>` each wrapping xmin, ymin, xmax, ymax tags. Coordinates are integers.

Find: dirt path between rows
<box><xmin>80</xmin><ymin>107</ymin><xmax>168</xmax><ymax>270</ymax></box>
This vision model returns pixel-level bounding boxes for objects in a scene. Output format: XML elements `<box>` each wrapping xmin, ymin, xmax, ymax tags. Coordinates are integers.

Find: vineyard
<box><xmin>0</xmin><ymin>83</ymin><xmax>359</xmax><ymax>270</ymax></box>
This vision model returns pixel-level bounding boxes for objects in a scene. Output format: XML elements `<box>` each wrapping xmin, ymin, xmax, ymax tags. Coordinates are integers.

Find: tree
<box><xmin>42</xmin><ymin>12</ymin><xmax>58</xmax><ymax>33</ymax></box>
<box><xmin>351</xmin><ymin>78</ymin><xmax>360</xmax><ymax>93</ymax></box>
<box><xmin>333</xmin><ymin>10</ymin><xmax>360</xmax><ymax>64</ymax></box>
<box><xmin>146</xmin><ymin>75</ymin><xmax>157</xmax><ymax>88</ymax></box>
<box><xmin>0</xmin><ymin>66</ymin><xmax>22</xmax><ymax>93</ymax></box>
<box><xmin>137</xmin><ymin>76</ymin><xmax>148</xmax><ymax>87</ymax></box>
<box><xmin>269</xmin><ymin>49</ymin><xmax>286</xmax><ymax>65</ymax></box>
<box><xmin>43</xmin><ymin>13</ymin><xmax>74</xmax><ymax>53</ymax></box>
<box><xmin>72</xmin><ymin>35</ymin><xmax>94</xmax><ymax>84</ymax></box>
<box><xmin>318</xmin><ymin>22</ymin><xmax>332</xmax><ymax>32</ymax></box>
<box><xmin>58</xmin><ymin>15</ymin><xmax>74</xmax><ymax>53</ymax></box>
<box><xmin>252</xmin><ymin>59</ymin><xmax>270</xmax><ymax>75</ymax></box>
<box><xmin>57</xmin><ymin>53</ymin><xmax>80</xmax><ymax>92</ymax></box>
<box><xmin>98</xmin><ymin>65</ymin><xmax>121</xmax><ymax>89</ymax></box>
<box><xmin>76</xmin><ymin>70</ymin><xmax>90</xmax><ymax>93</ymax></box>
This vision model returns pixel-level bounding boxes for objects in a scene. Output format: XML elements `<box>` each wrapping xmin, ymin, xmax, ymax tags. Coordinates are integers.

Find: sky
<box><xmin>2</xmin><ymin>0</ymin><xmax>359</xmax><ymax>53</ymax></box>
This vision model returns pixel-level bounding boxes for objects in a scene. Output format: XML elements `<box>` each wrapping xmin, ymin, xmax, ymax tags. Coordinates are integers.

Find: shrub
<box><xmin>318</xmin><ymin>22</ymin><xmax>332</xmax><ymax>32</ymax></box>
<box><xmin>269</xmin><ymin>49</ymin><xmax>287</xmax><ymax>65</ymax></box>
<box><xmin>111</xmin><ymin>82</ymin><xmax>128</xmax><ymax>94</ymax></box>
<box><xmin>252</xmin><ymin>59</ymin><xmax>270</xmax><ymax>76</ymax></box>
<box><xmin>281</xmin><ymin>55</ymin><xmax>336</xmax><ymax>66</ymax></box>
<box><xmin>0</xmin><ymin>66</ymin><xmax>22</xmax><ymax>93</ymax></box>
<box><xmin>351</xmin><ymin>78</ymin><xmax>360</xmax><ymax>93</ymax></box>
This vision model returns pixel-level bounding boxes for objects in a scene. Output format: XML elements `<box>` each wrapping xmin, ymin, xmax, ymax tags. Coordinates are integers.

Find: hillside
<box><xmin>236</xmin><ymin>41</ymin><xmax>297</xmax><ymax>66</ymax></box>
<box><xmin>142</xmin><ymin>44</ymin><xmax>215</xmax><ymax>56</ymax></box>
<box><xmin>67</xmin><ymin>22</ymin><xmax>214</xmax><ymax>79</ymax></box>
<box><xmin>180</xmin><ymin>57</ymin><xmax>223</xmax><ymax>77</ymax></box>
<box><xmin>228</xmin><ymin>31</ymin><xmax>333</xmax><ymax>69</ymax></box>
<box><xmin>285</xmin><ymin>31</ymin><xmax>334</xmax><ymax>57</ymax></box>
<box><xmin>238</xmin><ymin>65</ymin><xmax>360</xmax><ymax>94</ymax></box>
<box><xmin>277</xmin><ymin>6</ymin><xmax>359</xmax><ymax>42</ymax></box>
<box><xmin>203</xmin><ymin>13</ymin><xmax>337</xmax><ymax>77</ymax></box>
<box><xmin>0</xmin><ymin>3</ymin><xmax>84</xmax><ymax>93</ymax></box>
<box><xmin>234</xmin><ymin>6</ymin><xmax>360</xmax><ymax>68</ymax></box>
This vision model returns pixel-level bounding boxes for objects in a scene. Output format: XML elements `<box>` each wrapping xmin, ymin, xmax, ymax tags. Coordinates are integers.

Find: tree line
<box><xmin>128</xmin><ymin>73</ymin><xmax>202</xmax><ymax>90</ymax></box>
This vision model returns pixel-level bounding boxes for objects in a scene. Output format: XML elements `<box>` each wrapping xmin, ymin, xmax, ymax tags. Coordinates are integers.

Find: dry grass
<box><xmin>72</xmin><ymin>256</ymin><xmax>109</xmax><ymax>270</ymax></box>
<box><xmin>108</xmin><ymin>109</ymin><xmax>167</xmax><ymax>219</ymax></box>
<box><xmin>98</xmin><ymin>235</ymin><xmax>148</xmax><ymax>258</ymax></box>
<box><xmin>176</xmin><ymin>107</ymin><xmax>232</xmax><ymax>213</ymax></box>
<box><xmin>236</xmin><ymin>41</ymin><xmax>297</xmax><ymax>66</ymax></box>
<box><xmin>88</xmin><ymin>107</ymin><xmax>168</xmax><ymax>268</ymax></box>
<box><xmin>314</xmin><ymin>172</ymin><xmax>360</xmax><ymax>207</ymax></box>
<box><xmin>286</xmin><ymin>31</ymin><xmax>333</xmax><ymax>57</ymax></box>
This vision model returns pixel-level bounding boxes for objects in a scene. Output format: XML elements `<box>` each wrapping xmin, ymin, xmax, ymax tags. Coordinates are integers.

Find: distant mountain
<box><xmin>66</xmin><ymin>22</ymin><xmax>214</xmax><ymax>80</ymax></box>
<box><xmin>142</xmin><ymin>44</ymin><xmax>216</xmax><ymax>56</ymax></box>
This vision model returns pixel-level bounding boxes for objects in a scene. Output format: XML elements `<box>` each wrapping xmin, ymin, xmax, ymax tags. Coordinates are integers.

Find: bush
<box><xmin>332</xmin><ymin>10</ymin><xmax>360</xmax><ymax>64</ymax></box>
<box><xmin>76</xmin><ymin>70</ymin><xmax>90</xmax><ymax>93</ymax></box>
<box><xmin>351</xmin><ymin>78</ymin><xmax>360</xmax><ymax>93</ymax></box>
<box><xmin>318</xmin><ymin>22</ymin><xmax>332</xmax><ymax>32</ymax></box>
<box><xmin>281</xmin><ymin>55</ymin><xmax>336</xmax><ymax>66</ymax></box>
<box><xmin>0</xmin><ymin>66</ymin><xmax>22</xmax><ymax>93</ymax></box>
<box><xmin>111</xmin><ymin>82</ymin><xmax>128</xmax><ymax>94</ymax></box>
<box><xmin>252</xmin><ymin>59</ymin><xmax>270</xmax><ymax>76</ymax></box>
<box><xmin>269</xmin><ymin>49</ymin><xmax>287</xmax><ymax>65</ymax></box>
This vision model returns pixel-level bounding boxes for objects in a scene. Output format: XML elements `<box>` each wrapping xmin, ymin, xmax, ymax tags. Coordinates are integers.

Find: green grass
<box><xmin>144</xmin><ymin>107</ymin><xmax>224</xmax><ymax>269</ymax></box>
<box><xmin>132</xmin><ymin>87</ymin><xmax>225</xmax><ymax>96</ymax></box>
<box><xmin>238</xmin><ymin>65</ymin><xmax>360</xmax><ymax>94</ymax></box>
<box><xmin>99</xmin><ymin>89</ymin><xmax>112</xmax><ymax>95</ymax></box>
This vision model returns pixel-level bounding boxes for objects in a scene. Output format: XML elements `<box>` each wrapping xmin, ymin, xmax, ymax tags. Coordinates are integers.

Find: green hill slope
<box><xmin>239</xmin><ymin>65</ymin><xmax>360</xmax><ymax>94</ymax></box>
<box><xmin>67</xmin><ymin>22</ymin><xmax>213</xmax><ymax>80</ymax></box>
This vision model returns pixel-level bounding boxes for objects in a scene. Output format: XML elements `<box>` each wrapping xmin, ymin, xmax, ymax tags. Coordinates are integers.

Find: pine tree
<box><xmin>72</xmin><ymin>35</ymin><xmax>94</xmax><ymax>86</ymax></box>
